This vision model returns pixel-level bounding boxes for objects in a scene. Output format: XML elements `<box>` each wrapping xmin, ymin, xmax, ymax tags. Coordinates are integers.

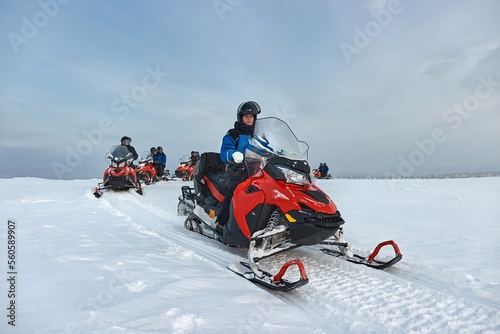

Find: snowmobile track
<box><xmin>101</xmin><ymin>190</ymin><xmax>500</xmax><ymax>334</ymax></box>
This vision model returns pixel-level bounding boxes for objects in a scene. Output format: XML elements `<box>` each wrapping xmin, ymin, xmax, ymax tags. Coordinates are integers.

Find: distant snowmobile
<box><xmin>177</xmin><ymin>117</ymin><xmax>402</xmax><ymax>291</ymax></box>
<box><xmin>174</xmin><ymin>154</ymin><xmax>195</xmax><ymax>181</ymax></box>
<box><xmin>93</xmin><ymin>145</ymin><xmax>143</xmax><ymax>198</ymax></box>
<box><xmin>136</xmin><ymin>151</ymin><xmax>157</xmax><ymax>185</ymax></box>
<box><xmin>312</xmin><ymin>168</ymin><xmax>332</xmax><ymax>179</ymax></box>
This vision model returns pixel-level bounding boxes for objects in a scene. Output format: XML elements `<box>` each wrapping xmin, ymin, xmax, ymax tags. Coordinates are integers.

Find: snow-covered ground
<box><xmin>1</xmin><ymin>176</ymin><xmax>499</xmax><ymax>334</ymax></box>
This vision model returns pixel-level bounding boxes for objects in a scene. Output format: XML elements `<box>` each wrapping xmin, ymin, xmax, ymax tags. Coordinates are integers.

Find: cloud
<box><xmin>1</xmin><ymin>1</ymin><xmax>499</xmax><ymax>179</ymax></box>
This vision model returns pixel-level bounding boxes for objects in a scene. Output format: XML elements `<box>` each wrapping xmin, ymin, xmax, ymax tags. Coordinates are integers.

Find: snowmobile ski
<box><xmin>320</xmin><ymin>239</ymin><xmax>402</xmax><ymax>269</ymax></box>
<box><xmin>183</xmin><ymin>211</ymin><xmax>309</xmax><ymax>291</ymax></box>
<box><xmin>228</xmin><ymin>259</ymin><xmax>308</xmax><ymax>292</ymax></box>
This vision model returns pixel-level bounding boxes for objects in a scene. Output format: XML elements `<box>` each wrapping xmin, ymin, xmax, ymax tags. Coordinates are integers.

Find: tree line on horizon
<box><xmin>332</xmin><ymin>171</ymin><xmax>500</xmax><ymax>180</ymax></box>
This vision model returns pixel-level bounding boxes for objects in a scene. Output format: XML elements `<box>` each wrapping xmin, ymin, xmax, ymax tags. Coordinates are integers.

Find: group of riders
<box><xmin>116</xmin><ymin>101</ymin><xmax>332</xmax><ymax>186</ymax></box>
<box><xmin>314</xmin><ymin>162</ymin><xmax>330</xmax><ymax>179</ymax></box>
<box><xmin>99</xmin><ymin>102</ymin><xmax>401</xmax><ymax>290</ymax></box>
<box><xmin>119</xmin><ymin>136</ymin><xmax>167</xmax><ymax>182</ymax></box>
<box><xmin>147</xmin><ymin>145</ymin><xmax>167</xmax><ymax>181</ymax></box>
<box><xmin>118</xmin><ymin>136</ymin><xmax>201</xmax><ymax>183</ymax></box>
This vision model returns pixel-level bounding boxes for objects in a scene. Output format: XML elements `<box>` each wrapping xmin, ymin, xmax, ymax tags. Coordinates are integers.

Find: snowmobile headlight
<box><xmin>118</xmin><ymin>161</ymin><xmax>126</xmax><ymax>167</ymax></box>
<box><xmin>277</xmin><ymin>166</ymin><xmax>311</xmax><ymax>185</ymax></box>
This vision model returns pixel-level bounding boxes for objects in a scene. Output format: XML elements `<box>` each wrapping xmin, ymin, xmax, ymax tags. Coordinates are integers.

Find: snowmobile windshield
<box><xmin>139</xmin><ymin>151</ymin><xmax>152</xmax><ymax>162</ymax></box>
<box><xmin>106</xmin><ymin>145</ymin><xmax>134</xmax><ymax>166</ymax></box>
<box><xmin>246</xmin><ymin>117</ymin><xmax>309</xmax><ymax>160</ymax></box>
<box><xmin>245</xmin><ymin>117</ymin><xmax>311</xmax><ymax>183</ymax></box>
<box><xmin>179</xmin><ymin>154</ymin><xmax>191</xmax><ymax>164</ymax></box>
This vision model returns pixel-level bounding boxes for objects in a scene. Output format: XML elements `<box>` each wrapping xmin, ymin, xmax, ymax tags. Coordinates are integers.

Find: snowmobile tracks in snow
<box><xmin>101</xmin><ymin>190</ymin><xmax>500</xmax><ymax>334</ymax></box>
<box><xmin>264</xmin><ymin>249</ymin><xmax>500</xmax><ymax>333</ymax></box>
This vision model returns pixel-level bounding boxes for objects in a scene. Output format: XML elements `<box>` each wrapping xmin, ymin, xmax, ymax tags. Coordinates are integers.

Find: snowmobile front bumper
<box><xmin>285</xmin><ymin>210</ymin><xmax>345</xmax><ymax>245</ymax></box>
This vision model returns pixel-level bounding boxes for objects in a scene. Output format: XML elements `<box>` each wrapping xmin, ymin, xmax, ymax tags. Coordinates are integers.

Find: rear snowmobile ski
<box><xmin>177</xmin><ymin>117</ymin><xmax>402</xmax><ymax>291</ymax></box>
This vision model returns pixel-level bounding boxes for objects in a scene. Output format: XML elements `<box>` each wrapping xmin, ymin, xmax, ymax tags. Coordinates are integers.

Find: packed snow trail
<box><xmin>102</xmin><ymin>180</ymin><xmax>500</xmax><ymax>334</ymax></box>
<box><xmin>1</xmin><ymin>177</ymin><xmax>498</xmax><ymax>333</ymax></box>
<box><xmin>95</xmin><ymin>187</ymin><xmax>338</xmax><ymax>333</ymax></box>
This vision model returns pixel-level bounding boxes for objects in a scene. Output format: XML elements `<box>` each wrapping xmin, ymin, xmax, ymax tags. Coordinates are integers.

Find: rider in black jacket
<box><xmin>120</xmin><ymin>136</ymin><xmax>138</xmax><ymax>161</ymax></box>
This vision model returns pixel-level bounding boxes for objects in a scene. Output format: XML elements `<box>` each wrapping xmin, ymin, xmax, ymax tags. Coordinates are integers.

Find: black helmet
<box><xmin>157</xmin><ymin>146</ymin><xmax>163</xmax><ymax>152</ymax></box>
<box><xmin>121</xmin><ymin>136</ymin><xmax>131</xmax><ymax>145</ymax></box>
<box><xmin>237</xmin><ymin>101</ymin><xmax>261</xmax><ymax>122</ymax></box>
<box><xmin>150</xmin><ymin>147</ymin><xmax>157</xmax><ymax>152</ymax></box>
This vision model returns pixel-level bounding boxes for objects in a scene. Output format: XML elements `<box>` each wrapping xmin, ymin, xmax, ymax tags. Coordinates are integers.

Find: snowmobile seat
<box><xmin>193</xmin><ymin>152</ymin><xmax>229</xmax><ymax>206</ymax></box>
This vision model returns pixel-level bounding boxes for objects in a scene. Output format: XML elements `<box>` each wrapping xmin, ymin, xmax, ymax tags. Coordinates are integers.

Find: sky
<box><xmin>0</xmin><ymin>177</ymin><xmax>499</xmax><ymax>333</ymax></box>
<box><xmin>1</xmin><ymin>0</ymin><xmax>499</xmax><ymax>180</ymax></box>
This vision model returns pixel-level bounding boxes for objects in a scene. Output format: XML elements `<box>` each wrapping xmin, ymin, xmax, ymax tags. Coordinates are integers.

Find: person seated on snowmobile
<box><xmin>120</xmin><ymin>136</ymin><xmax>138</xmax><ymax>162</ymax></box>
<box><xmin>147</xmin><ymin>147</ymin><xmax>158</xmax><ymax>179</ymax></box>
<box><xmin>321</xmin><ymin>163</ymin><xmax>329</xmax><ymax>178</ymax></box>
<box><xmin>153</xmin><ymin>146</ymin><xmax>167</xmax><ymax>179</ymax></box>
<box><xmin>150</xmin><ymin>146</ymin><xmax>157</xmax><ymax>158</ymax></box>
<box><xmin>189</xmin><ymin>151</ymin><xmax>200</xmax><ymax>166</ymax></box>
<box><xmin>220</xmin><ymin>101</ymin><xmax>261</xmax><ymax>164</ymax></box>
<box><xmin>317</xmin><ymin>163</ymin><xmax>325</xmax><ymax>178</ymax></box>
<box><xmin>215</xmin><ymin>101</ymin><xmax>261</xmax><ymax>232</ymax></box>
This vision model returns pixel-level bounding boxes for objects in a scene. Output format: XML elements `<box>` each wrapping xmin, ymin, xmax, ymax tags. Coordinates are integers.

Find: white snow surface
<box><xmin>1</xmin><ymin>177</ymin><xmax>499</xmax><ymax>334</ymax></box>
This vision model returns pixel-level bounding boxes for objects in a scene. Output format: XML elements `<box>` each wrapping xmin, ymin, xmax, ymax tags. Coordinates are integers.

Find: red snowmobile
<box><xmin>136</xmin><ymin>151</ymin><xmax>157</xmax><ymax>185</ymax></box>
<box><xmin>93</xmin><ymin>145</ymin><xmax>143</xmax><ymax>198</ymax></box>
<box><xmin>174</xmin><ymin>154</ymin><xmax>195</xmax><ymax>181</ymax></box>
<box><xmin>312</xmin><ymin>168</ymin><xmax>332</xmax><ymax>179</ymax></box>
<box><xmin>177</xmin><ymin>117</ymin><xmax>402</xmax><ymax>291</ymax></box>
